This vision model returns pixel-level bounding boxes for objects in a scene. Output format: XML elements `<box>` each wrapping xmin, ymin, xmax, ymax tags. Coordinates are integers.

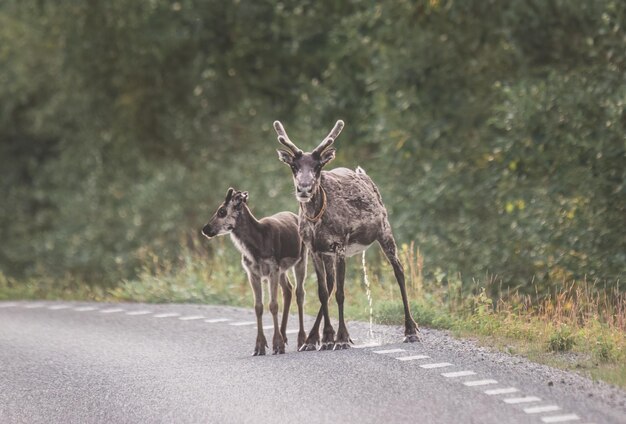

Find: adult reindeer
<box><xmin>202</xmin><ymin>188</ymin><xmax>307</xmax><ymax>355</ymax></box>
<box><xmin>274</xmin><ymin>120</ymin><xmax>420</xmax><ymax>350</ymax></box>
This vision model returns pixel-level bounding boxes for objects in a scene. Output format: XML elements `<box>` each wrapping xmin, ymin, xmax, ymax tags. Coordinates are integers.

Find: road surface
<box><xmin>1</xmin><ymin>301</ymin><xmax>625</xmax><ymax>423</ymax></box>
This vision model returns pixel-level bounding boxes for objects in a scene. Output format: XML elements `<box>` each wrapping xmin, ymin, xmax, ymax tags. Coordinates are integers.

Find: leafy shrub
<box><xmin>0</xmin><ymin>0</ymin><xmax>623</xmax><ymax>292</ymax></box>
<box><xmin>548</xmin><ymin>325</ymin><xmax>576</xmax><ymax>352</ymax></box>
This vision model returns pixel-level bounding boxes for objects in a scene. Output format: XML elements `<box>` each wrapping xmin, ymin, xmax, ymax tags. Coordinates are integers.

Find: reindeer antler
<box><xmin>327</xmin><ymin>120</ymin><xmax>344</xmax><ymax>140</ymax></box>
<box><xmin>224</xmin><ymin>187</ymin><xmax>234</xmax><ymax>204</ymax></box>
<box><xmin>314</xmin><ymin>120</ymin><xmax>344</xmax><ymax>155</ymax></box>
<box><xmin>273</xmin><ymin>121</ymin><xmax>303</xmax><ymax>156</ymax></box>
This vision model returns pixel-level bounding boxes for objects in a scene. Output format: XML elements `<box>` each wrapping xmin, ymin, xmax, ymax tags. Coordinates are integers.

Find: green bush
<box><xmin>548</xmin><ymin>325</ymin><xmax>577</xmax><ymax>352</ymax></box>
<box><xmin>0</xmin><ymin>0</ymin><xmax>623</xmax><ymax>293</ymax></box>
<box><xmin>594</xmin><ymin>336</ymin><xmax>617</xmax><ymax>362</ymax></box>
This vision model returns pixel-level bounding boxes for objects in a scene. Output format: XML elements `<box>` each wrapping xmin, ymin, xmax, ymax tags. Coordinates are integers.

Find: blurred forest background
<box><xmin>1</xmin><ymin>0</ymin><xmax>624</xmax><ymax>294</ymax></box>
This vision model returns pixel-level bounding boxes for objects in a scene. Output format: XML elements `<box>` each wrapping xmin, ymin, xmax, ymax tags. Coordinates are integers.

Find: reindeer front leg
<box><xmin>293</xmin><ymin>253</ymin><xmax>308</xmax><ymax>349</ymax></box>
<box><xmin>333</xmin><ymin>255</ymin><xmax>353</xmax><ymax>350</ymax></box>
<box><xmin>319</xmin><ymin>255</ymin><xmax>337</xmax><ymax>350</ymax></box>
<box><xmin>300</xmin><ymin>253</ymin><xmax>334</xmax><ymax>351</ymax></box>
<box><xmin>248</xmin><ymin>272</ymin><xmax>267</xmax><ymax>356</ymax></box>
<box><xmin>278</xmin><ymin>273</ymin><xmax>293</xmax><ymax>346</ymax></box>
<box><xmin>269</xmin><ymin>273</ymin><xmax>285</xmax><ymax>354</ymax></box>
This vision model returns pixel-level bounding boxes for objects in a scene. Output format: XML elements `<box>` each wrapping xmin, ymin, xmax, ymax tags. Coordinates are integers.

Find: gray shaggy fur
<box><xmin>274</xmin><ymin>121</ymin><xmax>420</xmax><ymax>351</ymax></box>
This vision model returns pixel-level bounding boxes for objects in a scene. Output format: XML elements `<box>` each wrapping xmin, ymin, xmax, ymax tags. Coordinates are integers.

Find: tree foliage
<box><xmin>0</xmin><ymin>0</ymin><xmax>624</xmax><ymax>289</ymax></box>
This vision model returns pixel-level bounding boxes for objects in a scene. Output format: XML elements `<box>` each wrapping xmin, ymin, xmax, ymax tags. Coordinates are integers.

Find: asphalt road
<box><xmin>1</xmin><ymin>301</ymin><xmax>625</xmax><ymax>424</ymax></box>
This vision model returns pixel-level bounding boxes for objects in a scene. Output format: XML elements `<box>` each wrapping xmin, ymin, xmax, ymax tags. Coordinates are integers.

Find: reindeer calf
<box><xmin>202</xmin><ymin>188</ymin><xmax>307</xmax><ymax>355</ymax></box>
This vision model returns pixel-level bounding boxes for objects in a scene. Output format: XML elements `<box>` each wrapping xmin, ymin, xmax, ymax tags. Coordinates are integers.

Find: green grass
<box><xmin>0</xmin><ymin>272</ymin><xmax>107</xmax><ymax>301</ymax></box>
<box><xmin>2</xmin><ymin>242</ymin><xmax>625</xmax><ymax>388</ymax></box>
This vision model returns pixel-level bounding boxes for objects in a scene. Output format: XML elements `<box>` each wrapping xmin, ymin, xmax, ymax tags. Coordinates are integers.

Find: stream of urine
<box><xmin>362</xmin><ymin>251</ymin><xmax>374</xmax><ymax>340</ymax></box>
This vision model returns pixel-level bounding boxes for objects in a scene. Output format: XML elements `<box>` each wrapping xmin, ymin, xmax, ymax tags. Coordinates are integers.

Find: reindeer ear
<box><xmin>277</xmin><ymin>149</ymin><xmax>293</xmax><ymax>165</ymax></box>
<box><xmin>233</xmin><ymin>191</ymin><xmax>248</xmax><ymax>210</ymax></box>
<box><xmin>320</xmin><ymin>148</ymin><xmax>336</xmax><ymax>166</ymax></box>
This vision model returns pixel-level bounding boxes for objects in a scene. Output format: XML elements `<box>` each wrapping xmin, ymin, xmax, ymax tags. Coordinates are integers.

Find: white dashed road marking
<box><xmin>420</xmin><ymin>362</ymin><xmax>454</xmax><ymax>369</ymax></box>
<box><xmin>1</xmin><ymin>302</ymin><xmax>592</xmax><ymax>423</ymax></box>
<box><xmin>153</xmin><ymin>313</ymin><xmax>180</xmax><ymax>318</ymax></box>
<box><xmin>373</xmin><ymin>348</ymin><xmax>405</xmax><ymax>354</ymax></box>
<box><xmin>464</xmin><ymin>379</ymin><xmax>498</xmax><ymax>387</ymax></box>
<box><xmin>540</xmin><ymin>414</ymin><xmax>580</xmax><ymax>423</ymax></box>
<box><xmin>485</xmin><ymin>388</ymin><xmax>519</xmax><ymax>395</ymax></box>
<box><xmin>396</xmin><ymin>355</ymin><xmax>430</xmax><ymax>361</ymax></box>
<box><xmin>205</xmin><ymin>318</ymin><xmax>231</xmax><ymax>323</ymax></box>
<box><xmin>229</xmin><ymin>321</ymin><xmax>256</xmax><ymax>326</ymax></box>
<box><xmin>178</xmin><ymin>315</ymin><xmax>205</xmax><ymax>321</ymax></box>
<box><xmin>48</xmin><ymin>305</ymin><xmax>71</xmax><ymax>310</ymax></box>
<box><xmin>503</xmin><ymin>396</ymin><xmax>541</xmax><ymax>404</ymax></box>
<box><xmin>352</xmin><ymin>341</ymin><xmax>381</xmax><ymax>349</ymax></box>
<box><xmin>442</xmin><ymin>370</ymin><xmax>476</xmax><ymax>378</ymax></box>
<box><xmin>524</xmin><ymin>405</ymin><xmax>561</xmax><ymax>414</ymax></box>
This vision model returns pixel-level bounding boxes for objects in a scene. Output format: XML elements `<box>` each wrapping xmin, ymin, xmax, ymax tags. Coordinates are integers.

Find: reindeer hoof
<box><xmin>297</xmin><ymin>331</ymin><xmax>307</xmax><ymax>350</ymax></box>
<box><xmin>298</xmin><ymin>343</ymin><xmax>317</xmax><ymax>352</ymax></box>
<box><xmin>273</xmin><ymin>345</ymin><xmax>286</xmax><ymax>355</ymax></box>
<box><xmin>320</xmin><ymin>341</ymin><xmax>335</xmax><ymax>351</ymax></box>
<box><xmin>273</xmin><ymin>336</ymin><xmax>286</xmax><ymax>354</ymax></box>
<box><xmin>333</xmin><ymin>342</ymin><xmax>350</xmax><ymax>350</ymax></box>
<box><xmin>253</xmin><ymin>349</ymin><xmax>266</xmax><ymax>356</ymax></box>
<box><xmin>403</xmin><ymin>334</ymin><xmax>421</xmax><ymax>343</ymax></box>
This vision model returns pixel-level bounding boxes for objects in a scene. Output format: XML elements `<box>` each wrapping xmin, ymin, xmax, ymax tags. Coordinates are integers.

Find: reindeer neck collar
<box><xmin>300</xmin><ymin>186</ymin><xmax>327</xmax><ymax>223</ymax></box>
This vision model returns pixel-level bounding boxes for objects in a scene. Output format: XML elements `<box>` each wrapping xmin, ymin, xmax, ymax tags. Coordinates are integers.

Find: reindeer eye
<box><xmin>290</xmin><ymin>165</ymin><xmax>297</xmax><ymax>172</ymax></box>
<box><xmin>218</xmin><ymin>208</ymin><xmax>227</xmax><ymax>218</ymax></box>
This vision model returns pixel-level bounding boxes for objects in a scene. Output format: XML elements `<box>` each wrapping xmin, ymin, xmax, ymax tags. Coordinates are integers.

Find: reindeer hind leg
<box><xmin>248</xmin><ymin>273</ymin><xmax>267</xmax><ymax>355</ymax></box>
<box><xmin>378</xmin><ymin>232</ymin><xmax>420</xmax><ymax>342</ymax></box>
